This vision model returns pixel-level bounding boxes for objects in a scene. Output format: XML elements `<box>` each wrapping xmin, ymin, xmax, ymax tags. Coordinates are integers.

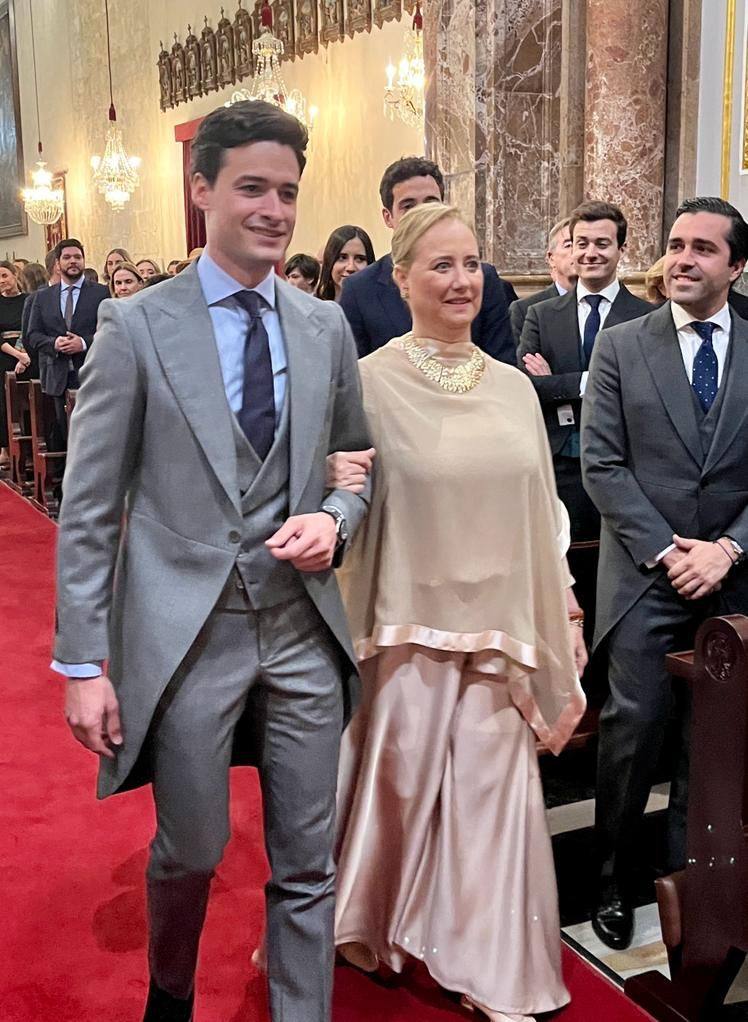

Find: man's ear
<box><xmin>382</xmin><ymin>206</ymin><xmax>394</xmax><ymax>230</ymax></box>
<box><xmin>191</xmin><ymin>173</ymin><xmax>212</xmax><ymax>213</ymax></box>
<box><xmin>730</xmin><ymin>259</ymin><xmax>746</xmax><ymax>284</ymax></box>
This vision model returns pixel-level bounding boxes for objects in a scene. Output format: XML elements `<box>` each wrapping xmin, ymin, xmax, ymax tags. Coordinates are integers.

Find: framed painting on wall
<box><xmin>0</xmin><ymin>0</ymin><xmax>26</xmax><ymax>238</ymax></box>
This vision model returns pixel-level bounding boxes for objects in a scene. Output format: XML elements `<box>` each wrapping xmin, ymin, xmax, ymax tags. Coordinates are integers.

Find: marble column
<box><xmin>584</xmin><ymin>0</ymin><xmax>669</xmax><ymax>271</ymax></box>
<box><xmin>425</xmin><ymin>0</ymin><xmax>563</xmax><ymax>275</ymax></box>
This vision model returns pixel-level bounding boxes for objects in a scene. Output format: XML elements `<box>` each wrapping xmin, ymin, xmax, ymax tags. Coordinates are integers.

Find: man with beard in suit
<box><xmin>581</xmin><ymin>196</ymin><xmax>748</xmax><ymax>950</ymax></box>
<box><xmin>517</xmin><ymin>201</ymin><xmax>650</xmax><ymax>542</ymax></box>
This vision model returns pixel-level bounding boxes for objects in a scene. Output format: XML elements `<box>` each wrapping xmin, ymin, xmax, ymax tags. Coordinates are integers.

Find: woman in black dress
<box><xmin>0</xmin><ymin>261</ymin><xmax>29</xmax><ymax>466</ymax></box>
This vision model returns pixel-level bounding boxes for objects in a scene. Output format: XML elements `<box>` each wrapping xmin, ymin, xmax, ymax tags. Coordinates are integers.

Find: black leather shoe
<box><xmin>142</xmin><ymin>979</ymin><xmax>194</xmax><ymax>1021</ymax></box>
<box><xmin>592</xmin><ymin>878</ymin><xmax>634</xmax><ymax>950</ymax></box>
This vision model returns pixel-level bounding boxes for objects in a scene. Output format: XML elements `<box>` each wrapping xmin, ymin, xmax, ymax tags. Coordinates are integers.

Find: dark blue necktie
<box><xmin>691</xmin><ymin>321</ymin><xmax>718</xmax><ymax>413</ymax></box>
<box><xmin>583</xmin><ymin>294</ymin><xmax>604</xmax><ymax>367</ymax></box>
<box><xmin>234</xmin><ymin>290</ymin><xmax>275</xmax><ymax>460</ymax></box>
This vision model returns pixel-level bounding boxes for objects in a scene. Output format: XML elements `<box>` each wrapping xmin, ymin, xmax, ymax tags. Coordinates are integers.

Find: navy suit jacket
<box><xmin>339</xmin><ymin>253</ymin><xmax>518</xmax><ymax>364</ymax></box>
<box><xmin>26</xmin><ymin>280</ymin><xmax>110</xmax><ymax>396</ymax></box>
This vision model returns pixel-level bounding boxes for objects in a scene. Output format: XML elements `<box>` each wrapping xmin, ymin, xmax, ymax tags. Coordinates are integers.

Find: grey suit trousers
<box><xmin>146</xmin><ymin>577</ymin><xmax>344</xmax><ymax>1022</ymax></box>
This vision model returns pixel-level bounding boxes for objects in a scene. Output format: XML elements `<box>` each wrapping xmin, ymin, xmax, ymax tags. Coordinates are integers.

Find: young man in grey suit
<box><xmin>517</xmin><ymin>201</ymin><xmax>651</xmax><ymax>541</ymax></box>
<box><xmin>508</xmin><ymin>215</ymin><xmax>577</xmax><ymax>345</ymax></box>
<box><xmin>581</xmin><ymin>197</ymin><xmax>748</xmax><ymax>950</ymax></box>
<box><xmin>52</xmin><ymin>101</ymin><xmax>371</xmax><ymax>1022</ymax></box>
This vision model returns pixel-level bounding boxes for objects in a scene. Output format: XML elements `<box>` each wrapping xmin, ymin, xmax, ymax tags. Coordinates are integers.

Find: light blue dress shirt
<box><xmin>60</xmin><ymin>276</ymin><xmax>83</xmax><ymax>318</ymax></box>
<box><xmin>52</xmin><ymin>253</ymin><xmax>288</xmax><ymax>679</ymax></box>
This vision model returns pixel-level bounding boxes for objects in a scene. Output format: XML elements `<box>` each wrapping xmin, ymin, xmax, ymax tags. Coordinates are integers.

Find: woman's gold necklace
<box><xmin>403</xmin><ymin>334</ymin><xmax>486</xmax><ymax>394</ymax></box>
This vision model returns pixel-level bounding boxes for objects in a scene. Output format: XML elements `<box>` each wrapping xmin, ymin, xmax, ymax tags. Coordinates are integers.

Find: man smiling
<box><xmin>52</xmin><ymin>101</ymin><xmax>371</xmax><ymax>1022</ymax></box>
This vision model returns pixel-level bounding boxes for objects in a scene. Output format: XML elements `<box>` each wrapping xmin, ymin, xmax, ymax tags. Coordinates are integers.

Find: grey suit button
<box><xmin>228</xmin><ymin>530</ymin><xmax>241</xmax><ymax>544</ymax></box>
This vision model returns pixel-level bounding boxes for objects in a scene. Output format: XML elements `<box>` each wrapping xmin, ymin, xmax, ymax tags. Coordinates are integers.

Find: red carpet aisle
<box><xmin>0</xmin><ymin>482</ymin><xmax>653</xmax><ymax>1022</ymax></box>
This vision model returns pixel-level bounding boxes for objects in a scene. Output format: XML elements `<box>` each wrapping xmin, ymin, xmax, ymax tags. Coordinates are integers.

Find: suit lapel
<box><xmin>703</xmin><ymin>312</ymin><xmax>748</xmax><ymax>475</ymax></box>
<box><xmin>638</xmin><ymin>302</ymin><xmax>703</xmax><ymax>468</ymax></box>
<box><xmin>376</xmin><ymin>255</ymin><xmax>410</xmax><ymax>339</ymax></box>
<box><xmin>275</xmin><ymin>278</ymin><xmax>332</xmax><ymax>512</ymax></box>
<box><xmin>147</xmin><ymin>263</ymin><xmax>241</xmax><ymax>514</ymax></box>
<box><xmin>555</xmin><ymin>290</ymin><xmax>583</xmax><ymax>370</ymax></box>
<box><xmin>48</xmin><ymin>283</ymin><xmax>67</xmax><ymax>333</ymax></box>
<box><xmin>606</xmin><ymin>284</ymin><xmax>638</xmax><ymax>328</ymax></box>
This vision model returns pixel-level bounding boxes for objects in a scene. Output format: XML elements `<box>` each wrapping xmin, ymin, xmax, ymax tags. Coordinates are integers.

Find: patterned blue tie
<box><xmin>583</xmin><ymin>294</ymin><xmax>604</xmax><ymax>367</ymax></box>
<box><xmin>691</xmin><ymin>321</ymin><xmax>718</xmax><ymax>413</ymax></box>
<box><xmin>234</xmin><ymin>290</ymin><xmax>276</xmax><ymax>460</ymax></box>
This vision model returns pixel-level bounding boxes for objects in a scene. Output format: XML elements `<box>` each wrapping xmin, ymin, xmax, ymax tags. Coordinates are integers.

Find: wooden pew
<box><xmin>4</xmin><ymin>372</ymin><xmax>34</xmax><ymax>495</ymax></box>
<box><xmin>625</xmin><ymin>614</ymin><xmax>748</xmax><ymax>1021</ymax></box>
<box><xmin>28</xmin><ymin>379</ymin><xmax>65</xmax><ymax>517</ymax></box>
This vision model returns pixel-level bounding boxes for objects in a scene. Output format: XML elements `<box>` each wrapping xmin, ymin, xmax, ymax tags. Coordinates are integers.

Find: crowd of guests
<box><xmin>6</xmin><ymin>118</ymin><xmax>748</xmax><ymax>1022</ymax></box>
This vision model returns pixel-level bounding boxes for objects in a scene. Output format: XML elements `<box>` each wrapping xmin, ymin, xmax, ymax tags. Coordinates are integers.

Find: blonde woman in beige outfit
<box><xmin>329</xmin><ymin>204</ymin><xmax>588</xmax><ymax>1021</ymax></box>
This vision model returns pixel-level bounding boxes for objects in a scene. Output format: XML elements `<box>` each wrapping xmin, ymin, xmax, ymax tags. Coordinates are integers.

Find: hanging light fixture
<box><xmin>90</xmin><ymin>0</ymin><xmax>140</xmax><ymax>211</ymax></box>
<box><xmin>384</xmin><ymin>1</ymin><xmax>425</xmax><ymax>128</ymax></box>
<box><xmin>20</xmin><ymin>0</ymin><xmax>64</xmax><ymax>226</ymax></box>
<box><xmin>224</xmin><ymin>1</ymin><xmax>317</xmax><ymax>133</ymax></box>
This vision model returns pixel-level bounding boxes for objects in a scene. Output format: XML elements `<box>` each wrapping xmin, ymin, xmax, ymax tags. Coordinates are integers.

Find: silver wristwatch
<box><xmin>321</xmin><ymin>505</ymin><xmax>348</xmax><ymax>547</ymax></box>
<box><xmin>724</xmin><ymin>536</ymin><xmax>745</xmax><ymax>565</ymax></box>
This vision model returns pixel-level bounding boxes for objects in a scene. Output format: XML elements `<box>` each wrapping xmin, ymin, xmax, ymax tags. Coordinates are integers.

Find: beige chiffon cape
<box><xmin>338</xmin><ymin>336</ymin><xmax>586</xmax><ymax>754</ymax></box>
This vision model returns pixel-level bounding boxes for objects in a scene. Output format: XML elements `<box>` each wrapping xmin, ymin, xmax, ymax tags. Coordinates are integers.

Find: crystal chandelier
<box><xmin>384</xmin><ymin>1</ymin><xmax>425</xmax><ymax>128</ymax></box>
<box><xmin>20</xmin><ymin>0</ymin><xmax>63</xmax><ymax>225</ymax></box>
<box><xmin>90</xmin><ymin>0</ymin><xmax>140</xmax><ymax>211</ymax></box>
<box><xmin>224</xmin><ymin>1</ymin><xmax>318</xmax><ymax>133</ymax></box>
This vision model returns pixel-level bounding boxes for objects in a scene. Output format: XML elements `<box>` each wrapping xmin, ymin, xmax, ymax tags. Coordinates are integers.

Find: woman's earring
<box><xmin>400</xmin><ymin>289</ymin><xmax>409</xmax><ymax>299</ymax></box>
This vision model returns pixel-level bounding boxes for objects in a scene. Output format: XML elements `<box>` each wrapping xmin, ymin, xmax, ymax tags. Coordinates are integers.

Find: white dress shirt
<box><xmin>577</xmin><ymin>279</ymin><xmax>620</xmax><ymax>396</ymax></box>
<box><xmin>670</xmin><ymin>300</ymin><xmax>731</xmax><ymax>387</ymax></box>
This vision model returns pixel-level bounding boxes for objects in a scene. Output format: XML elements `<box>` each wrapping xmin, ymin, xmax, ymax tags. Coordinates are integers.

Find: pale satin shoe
<box><xmin>459</xmin><ymin>994</ymin><xmax>536</xmax><ymax>1022</ymax></box>
<box><xmin>338</xmin><ymin>941</ymin><xmax>379</xmax><ymax>972</ymax></box>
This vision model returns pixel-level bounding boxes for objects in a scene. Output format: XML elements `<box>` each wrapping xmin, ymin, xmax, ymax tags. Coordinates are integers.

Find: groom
<box><xmin>52</xmin><ymin>101</ymin><xmax>371</xmax><ymax>1021</ymax></box>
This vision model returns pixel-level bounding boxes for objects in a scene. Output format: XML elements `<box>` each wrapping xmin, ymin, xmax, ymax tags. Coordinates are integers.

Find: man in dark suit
<box><xmin>339</xmin><ymin>156</ymin><xmax>518</xmax><ymax>364</ymax></box>
<box><xmin>517</xmin><ymin>201</ymin><xmax>650</xmax><ymax>541</ymax></box>
<box><xmin>581</xmin><ymin>196</ymin><xmax>748</xmax><ymax>950</ymax></box>
<box><xmin>509</xmin><ymin>216</ymin><xmax>577</xmax><ymax>345</ymax></box>
<box><xmin>26</xmin><ymin>238</ymin><xmax>109</xmax><ymax>449</ymax></box>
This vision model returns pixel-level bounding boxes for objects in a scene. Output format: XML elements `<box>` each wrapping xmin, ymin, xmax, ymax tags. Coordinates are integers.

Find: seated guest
<box><xmin>645</xmin><ymin>255</ymin><xmax>667</xmax><ymax>304</ymax></box>
<box><xmin>329</xmin><ymin>203</ymin><xmax>586</xmax><ymax>1020</ymax></box>
<box><xmin>83</xmin><ymin>267</ymin><xmax>100</xmax><ymax>285</ymax></box>
<box><xmin>581</xmin><ymin>197</ymin><xmax>748</xmax><ymax>950</ymax></box>
<box><xmin>509</xmin><ymin>217</ymin><xmax>577</xmax><ymax>345</ymax></box>
<box><xmin>45</xmin><ymin>248</ymin><xmax>61</xmax><ymax>286</ymax></box>
<box><xmin>102</xmin><ymin>247</ymin><xmax>132</xmax><ymax>285</ymax></box>
<box><xmin>284</xmin><ymin>252</ymin><xmax>320</xmax><ymax>293</ymax></box>
<box><xmin>166</xmin><ymin>259</ymin><xmax>181</xmax><ymax>276</ymax></box>
<box><xmin>188</xmin><ymin>246</ymin><xmax>204</xmax><ymax>260</ymax></box>
<box><xmin>339</xmin><ymin>156</ymin><xmax>518</xmax><ymax>363</ymax></box>
<box><xmin>0</xmin><ymin>261</ymin><xmax>29</xmax><ymax>467</ymax></box>
<box><xmin>136</xmin><ymin>258</ymin><xmax>162</xmax><ymax>279</ymax></box>
<box><xmin>26</xmin><ymin>238</ymin><xmax>109</xmax><ymax>449</ymax></box>
<box><xmin>13</xmin><ymin>257</ymin><xmax>29</xmax><ymax>276</ymax></box>
<box><xmin>316</xmin><ymin>226</ymin><xmax>374</xmax><ymax>301</ymax></box>
<box><xmin>110</xmin><ymin>262</ymin><xmax>145</xmax><ymax>298</ymax></box>
<box><xmin>517</xmin><ymin>200</ymin><xmax>650</xmax><ymax>542</ymax></box>
<box><xmin>20</xmin><ymin>261</ymin><xmax>48</xmax><ymax>294</ymax></box>
<box><xmin>141</xmin><ymin>273</ymin><xmax>171</xmax><ymax>288</ymax></box>
<box><xmin>173</xmin><ymin>259</ymin><xmax>193</xmax><ymax>274</ymax></box>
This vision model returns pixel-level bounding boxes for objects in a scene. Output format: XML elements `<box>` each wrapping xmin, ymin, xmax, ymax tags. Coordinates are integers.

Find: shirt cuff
<box><xmin>579</xmin><ymin>370</ymin><xmax>589</xmax><ymax>396</ymax></box>
<box><xmin>79</xmin><ymin>337</ymin><xmax>87</xmax><ymax>351</ymax></box>
<box><xmin>645</xmin><ymin>543</ymin><xmax>676</xmax><ymax>569</ymax></box>
<box><xmin>50</xmin><ymin>660</ymin><xmax>102</xmax><ymax>678</ymax></box>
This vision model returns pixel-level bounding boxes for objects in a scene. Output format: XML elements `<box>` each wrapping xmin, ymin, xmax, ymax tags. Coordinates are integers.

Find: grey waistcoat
<box><xmin>232</xmin><ymin>396</ymin><xmax>306</xmax><ymax>609</ymax></box>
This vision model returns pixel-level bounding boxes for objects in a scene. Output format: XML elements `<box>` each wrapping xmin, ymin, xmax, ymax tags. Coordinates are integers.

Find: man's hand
<box><xmin>64</xmin><ymin>675</ymin><xmax>122</xmax><ymax>759</ymax></box>
<box><xmin>55</xmin><ymin>332</ymin><xmax>85</xmax><ymax>355</ymax></box>
<box><xmin>326</xmin><ymin>448</ymin><xmax>376</xmax><ymax>493</ymax></box>
<box><xmin>660</xmin><ymin>547</ymin><xmax>688</xmax><ymax>573</ymax></box>
<box><xmin>667</xmin><ymin>534</ymin><xmax>733</xmax><ymax>600</ymax></box>
<box><xmin>266</xmin><ymin>512</ymin><xmax>338</xmax><ymax>572</ymax></box>
<box><xmin>522</xmin><ymin>353</ymin><xmax>552</xmax><ymax>377</ymax></box>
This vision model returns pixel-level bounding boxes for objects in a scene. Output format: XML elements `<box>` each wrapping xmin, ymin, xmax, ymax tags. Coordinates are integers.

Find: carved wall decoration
<box><xmin>158</xmin><ymin>40</ymin><xmax>174</xmax><ymax>111</ymax></box>
<box><xmin>373</xmin><ymin>0</ymin><xmax>400</xmax><ymax>29</ymax></box>
<box><xmin>345</xmin><ymin>0</ymin><xmax>372</xmax><ymax>38</ymax></box>
<box><xmin>234</xmin><ymin>1</ymin><xmax>254</xmax><ymax>77</ymax></box>
<box><xmin>185</xmin><ymin>25</ymin><xmax>203</xmax><ymax>99</ymax></box>
<box><xmin>272</xmin><ymin>0</ymin><xmax>295</xmax><ymax>59</ymax></box>
<box><xmin>200</xmin><ymin>18</ymin><xmax>219</xmax><ymax>92</ymax></box>
<box><xmin>296</xmin><ymin>0</ymin><xmax>318</xmax><ymax>56</ymax></box>
<box><xmin>171</xmin><ymin>34</ymin><xmax>188</xmax><ymax>105</ymax></box>
<box><xmin>320</xmin><ymin>0</ymin><xmax>344</xmax><ymax>44</ymax></box>
<box><xmin>217</xmin><ymin>7</ymin><xmax>237</xmax><ymax>86</ymax></box>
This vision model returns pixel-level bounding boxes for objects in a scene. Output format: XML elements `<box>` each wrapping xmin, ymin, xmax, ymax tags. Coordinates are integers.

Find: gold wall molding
<box><xmin>721</xmin><ymin>0</ymin><xmax>737</xmax><ymax>198</ymax></box>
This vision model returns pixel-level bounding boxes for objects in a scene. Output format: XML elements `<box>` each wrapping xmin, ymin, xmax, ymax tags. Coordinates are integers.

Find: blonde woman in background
<box><xmin>645</xmin><ymin>255</ymin><xmax>668</xmax><ymax>305</ymax></box>
<box><xmin>110</xmin><ymin>262</ymin><xmax>145</xmax><ymax>299</ymax></box>
<box><xmin>102</xmin><ymin>247</ymin><xmax>132</xmax><ymax>284</ymax></box>
<box><xmin>136</xmin><ymin>258</ymin><xmax>162</xmax><ymax>279</ymax></box>
<box><xmin>328</xmin><ymin>203</ymin><xmax>587</xmax><ymax>1021</ymax></box>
